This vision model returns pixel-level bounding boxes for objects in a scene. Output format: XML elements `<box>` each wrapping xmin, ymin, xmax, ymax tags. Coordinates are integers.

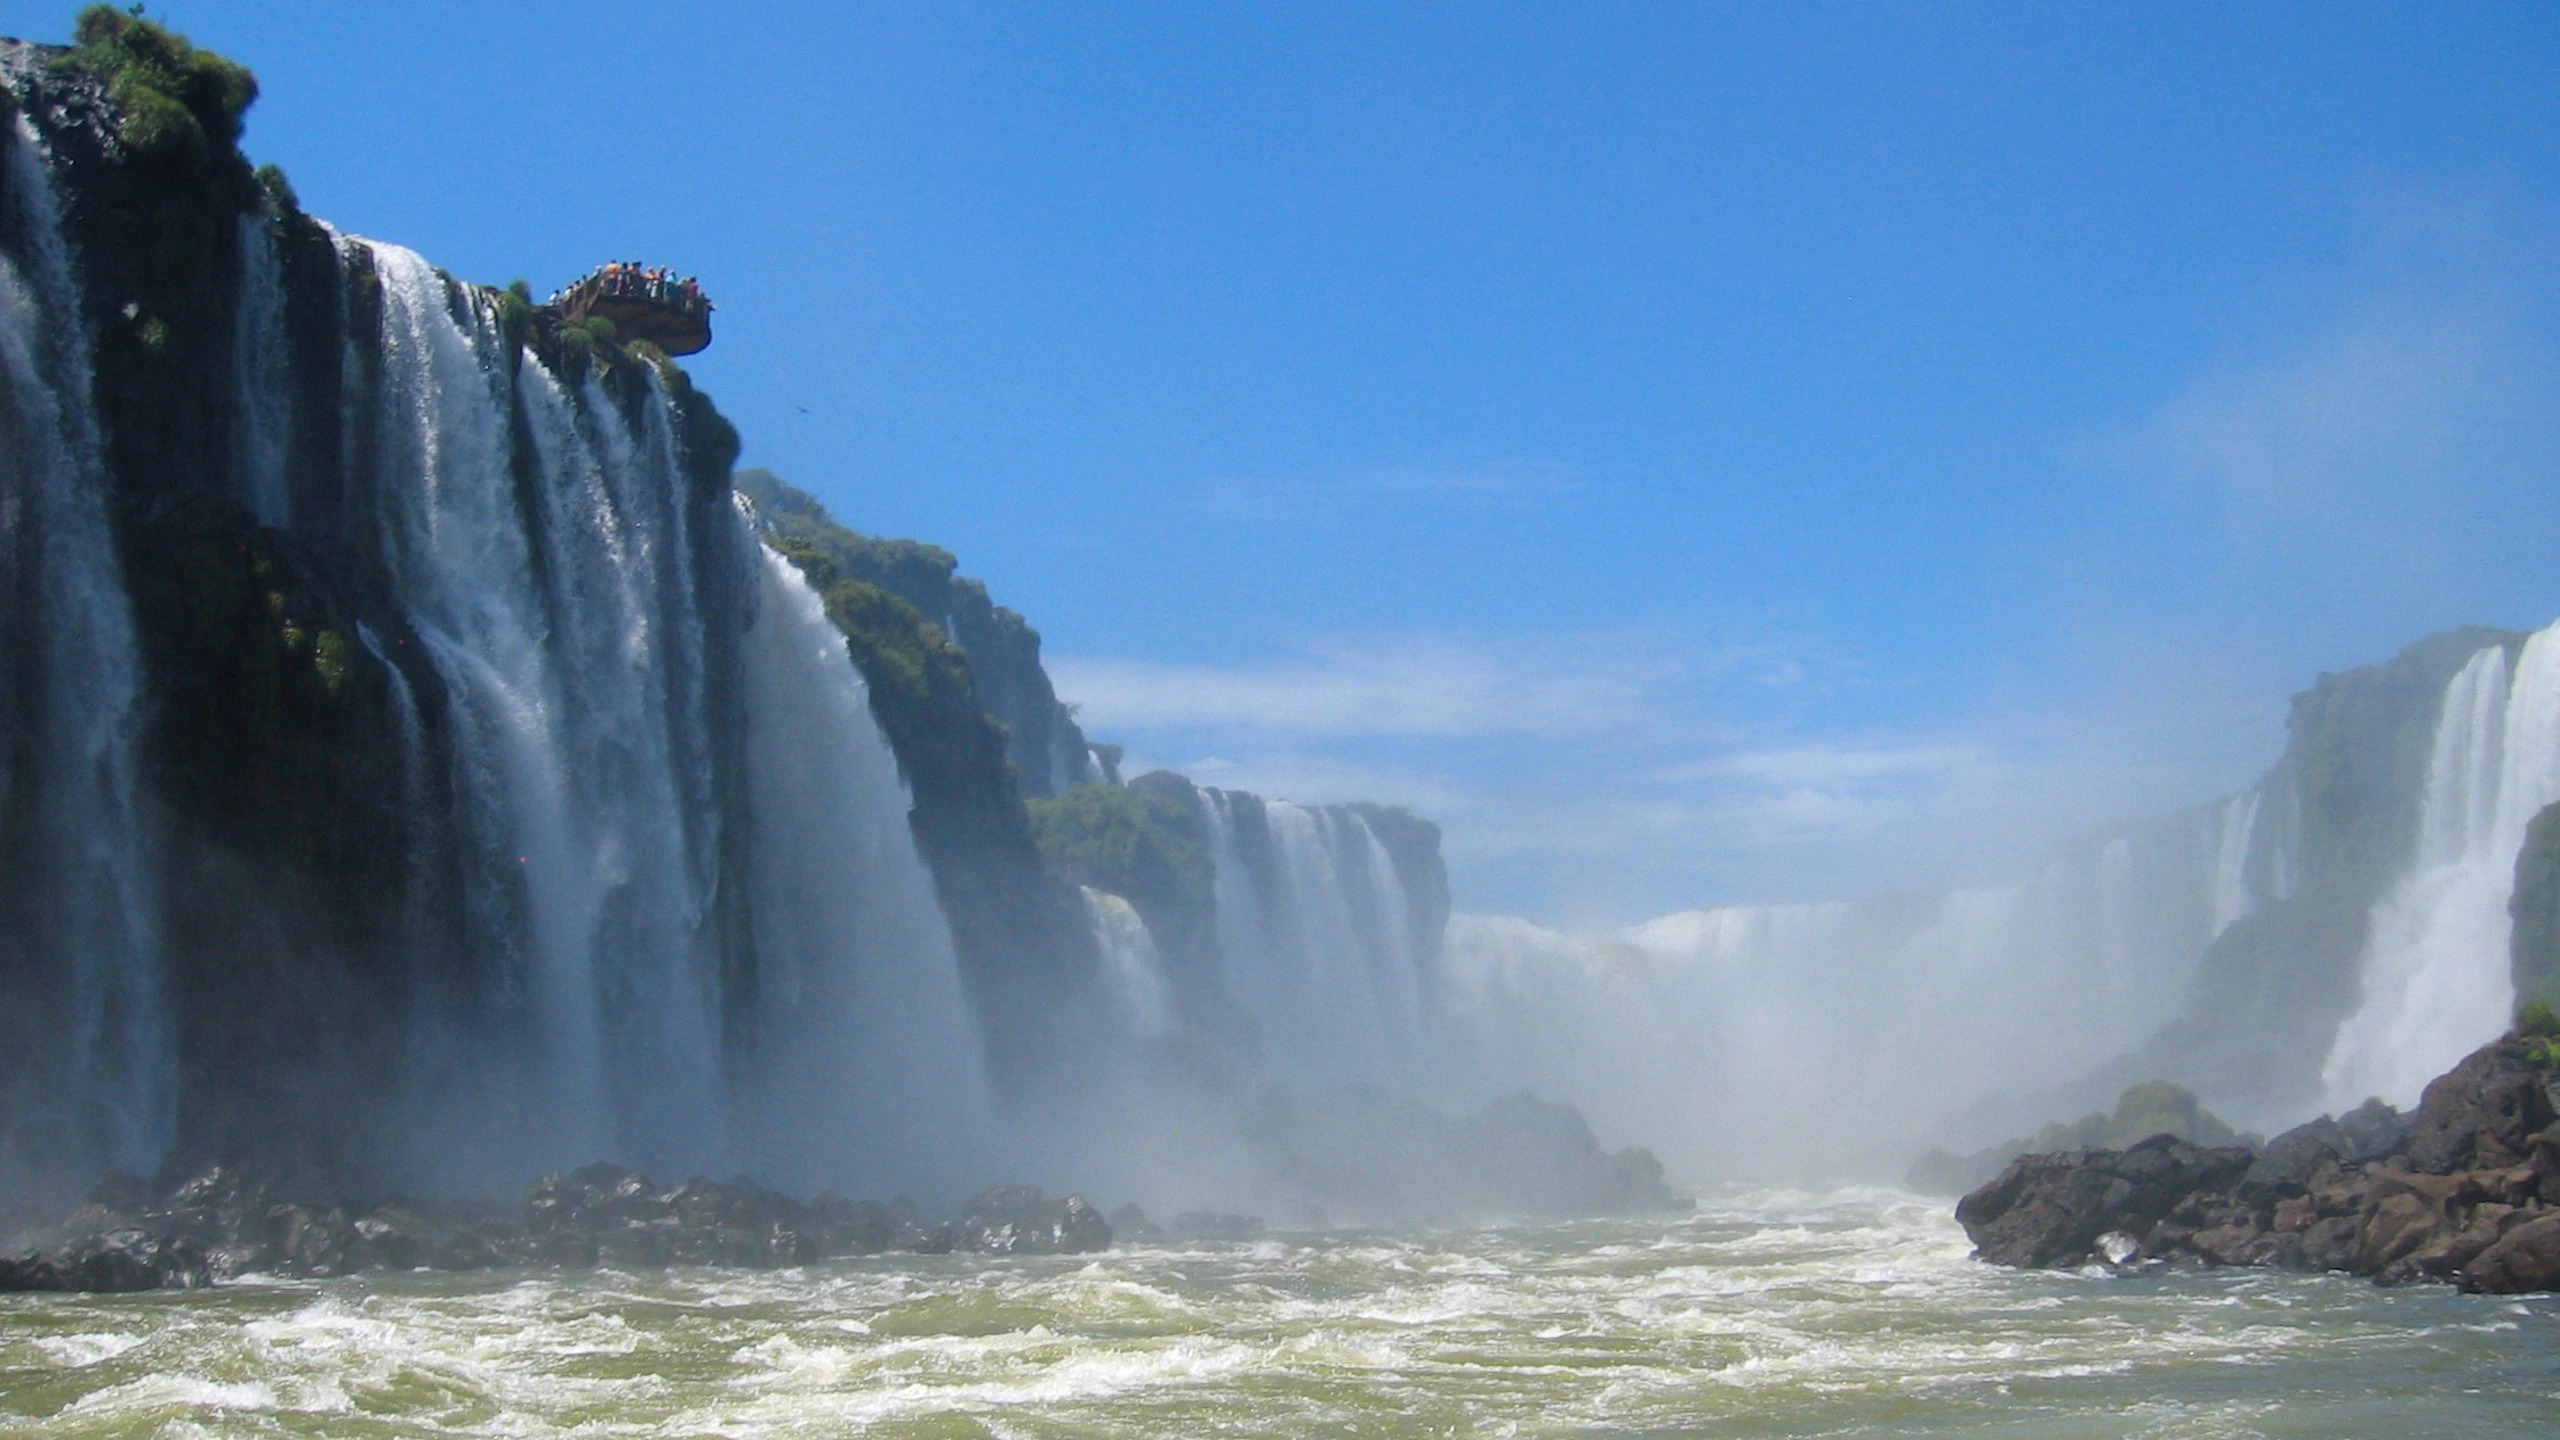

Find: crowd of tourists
<box><xmin>551</xmin><ymin>261</ymin><xmax>711</xmax><ymax>317</ymax></box>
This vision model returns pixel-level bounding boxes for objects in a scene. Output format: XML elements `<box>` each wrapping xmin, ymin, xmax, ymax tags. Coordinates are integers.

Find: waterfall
<box><xmin>1436</xmin><ymin>792</ymin><xmax>2271</xmax><ymax>1179</ymax></box>
<box><xmin>2321</xmin><ymin>623</ymin><xmax>2560</xmax><ymax>1109</ymax></box>
<box><xmin>1081</xmin><ymin>886</ymin><xmax>1174</xmax><ymax>1038</ymax></box>
<box><xmin>358</xmin><ymin>237</ymin><xmax>728</xmax><ymax>1176</ymax></box>
<box><xmin>2209</xmin><ymin>791</ymin><xmax>2262</xmax><ymax>937</ymax></box>
<box><xmin>738</xmin><ymin>540</ymin><xmax>992</xmax><ymax>1194</ymax></box>
<box><xmin>232</xmin><ymin>211</ymin><xmax>293</xmax><ymax>528</ymax></box>
<box><xmin>1189</xmin><ymin>788</ymin><xmax>1432</xmax><ymax>1087</ymax></box>
<box><xmin>0</xmin><ymin>116</ymin><xmax>170</xmax><ymax>1177</ymax></box>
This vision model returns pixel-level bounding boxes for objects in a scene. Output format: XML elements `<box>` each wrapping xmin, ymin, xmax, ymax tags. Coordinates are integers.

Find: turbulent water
<box><xmin>5</xmin><ymin>1188</ymin><xmax>2555</xmax><ymax>1438</ymax></box>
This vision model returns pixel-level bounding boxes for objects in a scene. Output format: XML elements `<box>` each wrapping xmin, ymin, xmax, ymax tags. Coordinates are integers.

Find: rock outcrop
<box><xmin>0</xmin><ymin>1163</ymin><xmax>1113</xmax><ymax>1292</ymax></box>
<box><xmin>1911</xmin><ymin>1080</ymin><xmax>2249</xmax><ymax>1196</ymax></box>
<box><xmin>1957</xmin><ymin>1032</ymin><xmax>2560</xmax><ymax>1294</ymax></box>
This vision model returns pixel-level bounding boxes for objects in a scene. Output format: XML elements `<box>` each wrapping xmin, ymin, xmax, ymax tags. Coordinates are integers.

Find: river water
<box><xmin>4</xmin><ymin>1187</ymin><xmax>2555</xmax><ymax>1438</ymax></box>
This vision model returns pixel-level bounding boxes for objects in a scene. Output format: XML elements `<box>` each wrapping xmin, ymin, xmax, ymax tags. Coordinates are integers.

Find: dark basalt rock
<box><xmin>1955</xmin><ymin>1134</ymin><xmax>2254</xmax><ymax>1268</ymax></box>
<box><xmin>2462</xmin><ymin>1212</ymin><xmax>2560</xmax><ymax>1294</ymax></box>
<box><xmin>2337</xmin><ymin>1096</ymin><xmax>2415</xmax><ymax>1164</ymax></box>
<box><xmin>954</xmin><ymin>1186</ymin><xmax>1112</xmax><ymax>1255</ymax></box>
<box><xmin>1958</xmin><ymin>1034</ymin><xmax>2560</xmax><ymax>1293</ymax></box>
<box><xmin>1</xmin><ymin>1162</ymin><xmax>1112</xmax><ymax>1291</ymax></box>
<box><xmin>2400</xmin><ymin>1041</ymin><xmax>2555</xmax><ymax>1174</ymax></box>
<box><xmin>0</xmin><ymin>1226</ymin><xmax>209</xmax><ymax>1292</ymax></box>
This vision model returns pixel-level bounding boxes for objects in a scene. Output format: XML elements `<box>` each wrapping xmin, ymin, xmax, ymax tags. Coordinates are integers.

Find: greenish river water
<box><xmin>4</xmin><ymin>1187</ymin><xmax>2555</xmax><ymax>1438</ymax></box>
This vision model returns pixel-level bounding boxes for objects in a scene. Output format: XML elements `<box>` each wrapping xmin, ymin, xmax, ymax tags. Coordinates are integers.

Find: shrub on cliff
<box><xmin>55</xmin><ymin>6</ymin><xmax>257</xmax><ymax>158</ymax></box>
<box><xmin>1028</xmin><ymin>784</ymin><xmax>1211</xmax><ymax>923</ymax></box>
<box><xmin>2518</xmin><ymin>1001</ymin><xmax>2560</xmax><ymax>1067</ymax></box>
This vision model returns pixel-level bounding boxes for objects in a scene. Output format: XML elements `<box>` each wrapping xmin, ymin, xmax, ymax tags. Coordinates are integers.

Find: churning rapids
<box><xmin>5</xmin><ymin>1188</ymin><xmax>2557</xmax><ymax>1438</ymax></box>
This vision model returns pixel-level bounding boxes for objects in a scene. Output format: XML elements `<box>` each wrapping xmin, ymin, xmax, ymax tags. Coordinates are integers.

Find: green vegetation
<box><xmin>253</xmin><ymin>162</ymin><xmax>297</xmax><ymax>213</ymax></box>
<box><xmin>760</xmin><ymin>514</ymin><xmax>1098</xmax><ymax>1096</ymax></box>
<box><xmin>2518</xmin><ymin>1001</ymin><xmax>2560</xmax><ymax>1068</ymax></box>
<box><xmin>733</xmin><ymin>468</ymin><xmax>1095</xmax><ymax>794</ymax></box>
<box><xmin>495</xmin><ymin>280</ymin><xmax>534</xmax><ymax>335</ymax></box>
<box><xmin>55</xmin><ymin>5</ymin><xmax>257</xmax><ymax>158</ymax></box>
<box><xmin>1027</xmin><ymin>784</ymin><xmax>1212</xmax><ymax>925</ymax></box>
<box><xmin>311</xmin><ymin>626</ymin><xmax>349</xmax><ymax>698</ymax></box>
<box><xmin>770</xmin><ymin>537</ymin><xmax>960</xmax><ymax>712</ymax></box>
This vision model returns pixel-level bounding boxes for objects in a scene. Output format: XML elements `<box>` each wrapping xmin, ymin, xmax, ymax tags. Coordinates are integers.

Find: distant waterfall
<box><xmin>738</xmin><ymin>542</ymin><xmax>992</xmax><ymax>1194</ymax></box>
<box><xmin>1190</xmin><ymin>789</ymin><xmax>1430</xmax><ymax>1087</ymax></box>
<box><xmin>0</xmin><ymin>115</ymin><xmax>170</xmax><ymax>1178</ymax></box>
<box><xmin>2322</xmin><ymin>623</ymin><xmax>2560</xmax><ymax>1109</ymax></box>
<box><xmin>1082</xmin><ymin>886</ymin><xmax>1174</xmax><ymax>1038</ymax></box>
<box><xmin>1437</xmin><ymin>792</ymin><xmax>2277</xmax><ymax>1179</ymax></box>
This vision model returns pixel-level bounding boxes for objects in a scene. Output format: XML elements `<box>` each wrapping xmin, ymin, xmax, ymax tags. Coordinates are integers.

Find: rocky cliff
<box><xmin>735</xmin><ymin>468</ymin><xmax>1108</xmax><ymax>796</ymax></box>
<box><xmin>0</xmin><ymin>13</ymin><xmax>1109</xmax><ymax>1203</ymax></box>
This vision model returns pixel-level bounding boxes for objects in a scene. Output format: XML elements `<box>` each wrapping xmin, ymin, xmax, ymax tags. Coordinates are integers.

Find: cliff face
<box><xmin>2511</xmin><ymin>804</ymin><xmax>2560</xmax><ymax>1013</ymax></box>
<box><xmin>2</xmin><ymin>32</ymin><xmax>481</xmax><ymax>1191</ymax></box>
<box><xmin>0</xmin><ymin>20</ymin><xmax>1103</xmax><ymax>1199</ymax></box>
<box><xmin>735</xmin><ymin>470</ymin><xmax>1104</xmax><ymax>797</ymax></box>
<box><xmin>2126</xmin><ymin>627</ymin><xmax>2529</xmax><ymax>1121</ymax></box>
<box><xmin>733</xmin><ymin>477</ymin><xmax>1105</xmax><ymax>1098</ymax></box>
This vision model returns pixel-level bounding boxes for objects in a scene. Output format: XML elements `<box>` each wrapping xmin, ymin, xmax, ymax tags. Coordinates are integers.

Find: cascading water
<box><xmin>0</xmin><ymin>115</ymin><xmax>170</xmax><ymax>1180</ymax></box>
<box><xmin>2322</xmin><ymin>622</ymin><xmax>2560</xmax><ymax>1109</ymax></box>
<box><xmin>343</xmin><ymin>237</ymin><xmax>753</xmax><ymax>1184</ymax></box>
<box><xmin>363</xmin><ymin>237</ymin><xmax>626</xmax><ymax>1170</ymax></box>
<box><xmin>1188</xmin><ymin>788</ymin><xmax>1432</xmax><ymax>1088</ymax></box>
<box><xmin>2210</xmin><ymin>791</ymin><xmax>2262</xmax><ymax>936</ymax></box>
<box><xmin>737</xmin><ymin>539</ymin><xmax>993</xmax><ymax>1195</ymax></box>
<box><xmin>1081</xmin><ymin>886</ymin><xmax>1174</xmax><ymax>1039</ymax></box>
<box><xmin>0</xmin><ymin>47</ymin><xmax>1134</xmax><ymax>1202</ymax></box>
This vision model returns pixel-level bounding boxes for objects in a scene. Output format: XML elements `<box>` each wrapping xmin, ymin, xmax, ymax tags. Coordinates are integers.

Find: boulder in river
<box><xmin>955</xmin><ymin>1186</ymin><xmax>1112</xmax><ymax>1254</ymax></box>
<box><xmin>1957</xmin><ymin>1032</ymin><xmax>2560</xmax><ymax>1292</ymax></box>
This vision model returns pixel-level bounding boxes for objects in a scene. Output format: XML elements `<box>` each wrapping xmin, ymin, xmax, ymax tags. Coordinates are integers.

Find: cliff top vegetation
<box><xmin>52</xmin><ymin>5</ymin><xmax>254</xmax><ymax>158</ymax></box>
<box><xmin>1027</xmin><ymin>784</ymin><xmax>1211</xmax><ymax>925</ymax></box>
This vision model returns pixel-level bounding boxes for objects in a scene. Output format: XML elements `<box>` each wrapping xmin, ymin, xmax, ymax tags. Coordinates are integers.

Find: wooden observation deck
<box><xmin>550</xmin><ymin>263</ymin><xmax>713</xmax><ymax>356</ymax></box>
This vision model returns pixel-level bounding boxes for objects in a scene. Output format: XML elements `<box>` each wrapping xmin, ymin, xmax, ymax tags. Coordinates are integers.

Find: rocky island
<box><xmin>1957</xmin><ymin>1012</ymin><xmax>2560</xmax><ymax>1293</ymax></box>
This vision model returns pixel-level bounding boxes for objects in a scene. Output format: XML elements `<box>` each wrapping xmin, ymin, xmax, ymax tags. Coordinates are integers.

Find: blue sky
<box><xmin>26</xmin><ymin>1</ymin><xmax>2560</xmax><ymax>923</ymax></box>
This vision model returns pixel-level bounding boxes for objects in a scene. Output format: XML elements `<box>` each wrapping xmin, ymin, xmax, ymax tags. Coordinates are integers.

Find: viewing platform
<box><xmin>548</xmin><ymin>262</ymin><xmax>713</xmax><ymax>356</ymax></box>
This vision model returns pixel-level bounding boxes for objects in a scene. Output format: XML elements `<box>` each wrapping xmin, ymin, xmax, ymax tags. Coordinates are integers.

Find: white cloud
<box><xmin>1051</xmin><ymin>635</ymin><xmax>1672</xmax><ymax>740</ymax></box>
<box><xmin>2131</xmin><ymin>184</ymin><xmax>2560</xmax><ymax>577</ymax></box>
<box><xmin>1116</xmin><ymin>749</ymin><xmax>1474</xmax><ymax>814</ymax></box>
<box><xmin>1655</xmin><ymin>742</ymin><xmax>1989</xmax><ymax>788</ymax></box>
